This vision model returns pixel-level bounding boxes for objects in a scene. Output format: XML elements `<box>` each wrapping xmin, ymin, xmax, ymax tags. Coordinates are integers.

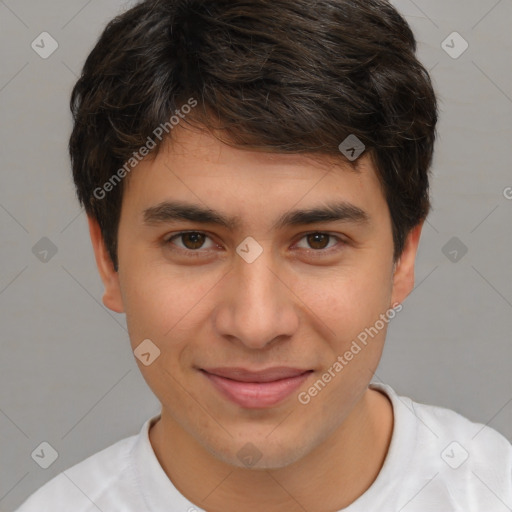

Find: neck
<box><xmin>149</xmin><ymin>387</ymin><xmax>393</xmax><ymax>512</ymax></box>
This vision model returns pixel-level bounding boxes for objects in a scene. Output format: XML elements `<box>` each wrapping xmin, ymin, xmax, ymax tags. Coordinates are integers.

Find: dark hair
<box><xmin>69</xmin><ymin>0</ymin><xmax>438</xmax><ymax>269</ymax></box>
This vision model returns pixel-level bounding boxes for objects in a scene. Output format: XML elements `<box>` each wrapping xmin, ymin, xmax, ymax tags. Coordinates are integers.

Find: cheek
<box><xmin>300</xmin><ymin>268</ymin><xmax>394</xmax><ymax>416</ymax></box>
<box><xmin>119</xmin><ymin>260</ymin><xmax>218</xmax><ymax>350</ymax></box>
<box><xmin>119</xmin><ymin>267</ymin><xmax>206</xmax><ymax>409</ymax></box>
<box><xmin>298</xmin><ymin>259</ymin><xmax>394</xmax><ymax>343</ymax></box>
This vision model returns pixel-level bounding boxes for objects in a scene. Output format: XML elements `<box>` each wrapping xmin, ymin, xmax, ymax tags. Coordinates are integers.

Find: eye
<box><xmin>164</xmin><ymin>231</ymin><xmax>218</xmax><ymax>254</ymax></box>
<box><xmin>294</xmin><ymin>232</ymin><xmax>345</xmax><ymax>253</ymax></box>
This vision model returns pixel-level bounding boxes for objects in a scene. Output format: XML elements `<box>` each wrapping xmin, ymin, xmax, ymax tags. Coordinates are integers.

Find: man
<box><xmin>16</xmin><ymin>0</ymin><xmax>512</xmax><ymax>510</ymax></box>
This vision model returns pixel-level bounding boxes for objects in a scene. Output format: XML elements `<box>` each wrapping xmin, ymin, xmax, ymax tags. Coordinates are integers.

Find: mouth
<box><xmin>199</xmin><ymin>367</ymin><xmax>314</xmax><ymax>409</ymax></box>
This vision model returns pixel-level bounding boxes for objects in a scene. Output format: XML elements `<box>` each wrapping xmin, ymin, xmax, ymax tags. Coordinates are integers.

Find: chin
<box><xmin>207</xmin><ymin>436</ymin><xmax>311</xmax><ymax>471</ymax></box>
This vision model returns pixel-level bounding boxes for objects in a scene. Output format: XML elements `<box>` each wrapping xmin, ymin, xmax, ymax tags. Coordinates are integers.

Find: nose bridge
<box><xmin>215</xmin><ymin>242</ymin><xmax>297</xmax><ymax>348</ymax></box>
<box><xmin>238</xmin><ymin>250</ymin><xmax>279</xmax><ymax>308</ymax></box>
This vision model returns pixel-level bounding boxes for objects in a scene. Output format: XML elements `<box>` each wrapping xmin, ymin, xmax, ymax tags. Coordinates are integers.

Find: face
<box><xmin>89</xmin><ymin>127</ymin><xmax>421</xmax><ymax>469</ymax></box>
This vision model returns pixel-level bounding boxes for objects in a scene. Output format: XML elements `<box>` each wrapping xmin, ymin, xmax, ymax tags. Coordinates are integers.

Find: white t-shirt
<box><xmin>14</xmin><ymin>383</ymin><xmax>512</xmax><ymax>512</ymax></box>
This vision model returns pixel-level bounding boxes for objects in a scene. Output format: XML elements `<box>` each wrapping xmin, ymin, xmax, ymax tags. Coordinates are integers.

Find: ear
<box><xmin>390</xmin><ymin>221</ymin><xmax>424</xmax><ymax>307</ymax></box>
<box><xmin>87</xmin><ymin>215</ymin><xmax>124</xmax><ymax>313</ymax></box>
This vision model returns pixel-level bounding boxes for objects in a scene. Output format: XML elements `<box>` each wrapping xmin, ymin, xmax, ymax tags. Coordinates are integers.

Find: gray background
<box><xmin>0</xmin><ymin>0</ymin><xmax>511</xmax><ymax>510</ymax></box>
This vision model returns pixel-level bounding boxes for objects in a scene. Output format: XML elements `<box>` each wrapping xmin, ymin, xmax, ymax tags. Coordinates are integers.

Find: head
<box><xmin>70</xmin><ymin>0</ymin><xmax>437</xmax><ymax>469</ymax></box>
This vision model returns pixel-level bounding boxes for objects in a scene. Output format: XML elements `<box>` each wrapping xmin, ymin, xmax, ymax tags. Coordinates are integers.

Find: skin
<box><xmin>88</xmin><ymin>126</ymin><xmax>423</xmax><ymax>512</ymax></box>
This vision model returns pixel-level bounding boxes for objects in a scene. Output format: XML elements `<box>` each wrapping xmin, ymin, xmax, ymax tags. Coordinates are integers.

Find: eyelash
<box><xmin>163</xmin><ymin>231</ymin><xmax>346</xmax><ymax>258</ymax></box>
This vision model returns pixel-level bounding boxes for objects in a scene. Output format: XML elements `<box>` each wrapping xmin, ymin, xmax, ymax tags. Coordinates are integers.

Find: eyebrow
<box><xmin>143</xmin><ymin>200</ymin><xmax>370</xmax><ymax>231</ymax></box>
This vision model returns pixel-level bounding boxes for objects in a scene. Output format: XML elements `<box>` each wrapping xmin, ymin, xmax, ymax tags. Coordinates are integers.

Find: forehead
<box><xmin>154</xmin><ymin>127</ymin><xmax>368</xmax><ymax>178</ymax></box>
<box><xmin>120</xmin><ymin>127</ymin><xmax>386</xmax><ymax>227</ymax></box>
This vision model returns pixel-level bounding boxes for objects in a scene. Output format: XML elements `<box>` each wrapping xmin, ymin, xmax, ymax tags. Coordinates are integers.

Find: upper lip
<box><xmin>201</xmin><ymin>367</ymin><xmax>312</xmax><ymax>383</ymax></box>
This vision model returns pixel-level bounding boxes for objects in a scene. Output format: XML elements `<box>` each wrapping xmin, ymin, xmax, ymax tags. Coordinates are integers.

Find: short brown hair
<box><xmin>69</xmin><ymin>0</ymin><xmax>438</xmax><ymax>269</ymax></box>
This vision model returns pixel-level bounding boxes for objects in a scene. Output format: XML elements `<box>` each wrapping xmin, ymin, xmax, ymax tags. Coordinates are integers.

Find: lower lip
<box><xmin>202</xmin><ymin>370</ymin><xmax>312</xmax><ymax>409</ymax></box>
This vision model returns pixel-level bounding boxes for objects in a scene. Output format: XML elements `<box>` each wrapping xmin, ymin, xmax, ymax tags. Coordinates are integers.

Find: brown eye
<box><xmin>294</xmin><ymin>232</ymin><xmax>346</xmax><ymax>257</ymax></box>
<box><xmin>180</xmin><ymin>232</ymin><xmax>206</xmax><ymax>250</ymax></box>
<box><xmin>165</xmin><ymin>231</ymin><xmax>216</xmax><ymax>253</ymax></box>
<box><xmin>306</xmin><ymin>233</ymin><xmax>331</xmax><ymax>250</ymax></box>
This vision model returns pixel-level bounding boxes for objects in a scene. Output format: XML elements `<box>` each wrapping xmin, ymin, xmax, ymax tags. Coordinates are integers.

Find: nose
<box><xmin>213</xmin><ymin>245</ymin><xmax>299</xmax><ymax>350</ymax></box>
